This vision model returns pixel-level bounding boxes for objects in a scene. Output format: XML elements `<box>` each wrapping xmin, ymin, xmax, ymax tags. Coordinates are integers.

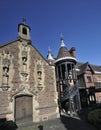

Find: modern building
<box><xmin>0</xmin><ymin>21</ymin><xmax>101</xmax><ymax>124</ymax></box>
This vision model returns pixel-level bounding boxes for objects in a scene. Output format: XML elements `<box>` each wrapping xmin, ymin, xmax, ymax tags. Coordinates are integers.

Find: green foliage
<box><xmin>88</xmin><ymin>109</ymin><xmax>101</xmax><ymax>126</ymax></box>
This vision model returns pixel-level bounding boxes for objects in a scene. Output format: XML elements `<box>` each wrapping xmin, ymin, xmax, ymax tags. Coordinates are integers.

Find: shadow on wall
<box><xmin>0</xmin><ymin>120</ymin><xmax>18</xmax><ymax>130</ymax></box>
<box><xmin>60</xmin><ymin>115</ymin><xmax>97</xmax><ymax>130</ymax></box>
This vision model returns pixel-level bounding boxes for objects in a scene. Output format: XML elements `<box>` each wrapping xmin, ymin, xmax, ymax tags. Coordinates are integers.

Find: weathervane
<box><xmin>60</xmin><ymin>33</ymin><xmax>65</xmax><ymax>47</ymax></box>
<box><xmin>60</xmin><ymin>33</ymin><xmax>64</xmax><ymax>41</ymax></box>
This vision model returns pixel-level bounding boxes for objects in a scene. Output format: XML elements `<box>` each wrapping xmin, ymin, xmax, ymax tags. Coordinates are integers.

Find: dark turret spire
<box><xmin>56</xmin><ymin>34</ymin><xmax>71</xmax><ymax>60</ymax></box>
<box><xmin>55</xmin><ymin>35</ymin><xmax>76</xmax><ymax>64</ymax></box>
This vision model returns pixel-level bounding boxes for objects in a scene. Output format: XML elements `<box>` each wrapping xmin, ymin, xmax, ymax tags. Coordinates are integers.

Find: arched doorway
<box><xmin>15</xmin><ymin>95</ymin><xmax>33</xmax><ymax>123</ymax></box>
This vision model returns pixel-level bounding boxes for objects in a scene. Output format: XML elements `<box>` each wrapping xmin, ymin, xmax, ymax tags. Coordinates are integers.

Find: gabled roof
<box><xmin>77</xmin><ymin>61</ymin><xmax>101</xmax><ymax>75</ymax></box>
<box><xmin>90</xmin><ymin>64</ymin><xmax>101</xmax><ymax>74</ymax></box>
<box><xmin>77</xmin><ymin>62</ymin><xmax>95</xmax><ymax>75</ymax></box>
<box><xmin>0</xmin><ymin>38</ymin><xmax>19</xmax><ymax>48</ymax></box>
<box><xmin>77</xmin><ymin>62</ymin><xmax>88</xmax><ymax>75</ymax></box>
<box><xmin>0</xmin><ymin>38</ymin><xmax>52</xmax><ymax>66</ymax></box>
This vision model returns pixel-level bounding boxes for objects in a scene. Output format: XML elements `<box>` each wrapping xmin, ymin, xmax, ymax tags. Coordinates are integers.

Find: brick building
<box><xmin>77</xmin><ymin>62</ymin><xmax>101</xmax><ymax>107</ymax></box>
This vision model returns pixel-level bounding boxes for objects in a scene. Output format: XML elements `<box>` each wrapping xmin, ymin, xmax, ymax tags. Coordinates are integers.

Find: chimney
<box><xmin>69</xmin><ymin>47</ymin><xmax>76</xmax><ymax>58</ymax></box>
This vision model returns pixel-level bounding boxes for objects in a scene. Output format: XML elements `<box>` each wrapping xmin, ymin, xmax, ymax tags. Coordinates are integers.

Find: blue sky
<box><xmin>0</xmin><ymin>0</ymin><xmax>101</xmax><ymax>65</ymax></box>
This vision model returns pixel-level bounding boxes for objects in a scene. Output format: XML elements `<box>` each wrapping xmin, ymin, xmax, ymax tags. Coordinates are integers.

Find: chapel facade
<box><xmin>0</xmin><ymin>21</ymin><xmax>59</xmax><ymax>123</ymax></box>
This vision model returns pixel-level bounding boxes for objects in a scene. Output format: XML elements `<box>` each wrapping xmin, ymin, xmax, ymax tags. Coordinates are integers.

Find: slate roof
<box><xmin>77</xmin><ymin>62</ymin><xmax>89</xmax><ymax>75</ymax></box>
<box><xmin>57</xmin><ymin>46</ymin><xmax>72</xmax><ymax>59</ymax></box>
<box><xmin>76</xmin><ymin>62</ymin><xmax>101</xmax><ymax>75</ymax></box>
<box><xmin>90</xmin><ymin>64</ymin><xmax>101</xmax><ymax>73</ymax></box>
<box><xmin>55</xmin><ymin>35</ymin><xmax>77</xmax><ymax>63</ymax></box>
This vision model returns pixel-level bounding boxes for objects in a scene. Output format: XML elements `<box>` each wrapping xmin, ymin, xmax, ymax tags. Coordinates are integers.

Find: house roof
<box><xmin>77</xmin><ymin>61</ymin><xmax>101</xmax><ymax>75</ymax></box>
<box><xmin>90</xmin><ymin>64</ymin><xmax>101</xmax><ymax>74</ymax></box>
<box><xmin>77</xmin><ymin>62</ymin><xmax>89</xmax><ymax>75</ymax></box>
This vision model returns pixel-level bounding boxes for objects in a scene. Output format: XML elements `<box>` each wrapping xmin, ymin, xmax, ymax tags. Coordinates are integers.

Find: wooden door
<box><xmin>15</xmin><ymin>95</ymin><xmax>33</xmax><ymax>122</ymax></box>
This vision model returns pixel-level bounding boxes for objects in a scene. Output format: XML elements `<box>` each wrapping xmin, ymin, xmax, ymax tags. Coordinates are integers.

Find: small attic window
<box><xmin>22</xmin><ymin>27</ymin><xmax>27</xmax><ymax>35</ymax></box>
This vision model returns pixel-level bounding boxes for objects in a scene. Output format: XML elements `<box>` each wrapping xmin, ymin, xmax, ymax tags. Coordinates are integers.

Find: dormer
<box><xmin>18</xmin><ymin>19</ymin><xmax>31</xmax><ymax>41</ymax></box>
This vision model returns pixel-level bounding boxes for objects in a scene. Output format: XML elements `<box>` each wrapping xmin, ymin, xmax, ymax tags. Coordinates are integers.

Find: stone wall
<box><xmin>0</xmin><ymin>39</ymin><xmax>59</xmax><ymax>122</ymax></box>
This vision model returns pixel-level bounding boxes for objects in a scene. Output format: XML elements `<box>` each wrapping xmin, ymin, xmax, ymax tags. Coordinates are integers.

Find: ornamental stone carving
<box><xmin>1</xmin><ymin>50</ymin><xmax>11</xmax><ymax>90</ymax></box>
<box><xmin>36</xmin><ymin>60</ymin><xmax>43</xmax><ymax>90</ymax></box>
<box><xmin>20</xmin><ymin>41</ymin><xmax>29</xmax><ymax>81</ymax></box>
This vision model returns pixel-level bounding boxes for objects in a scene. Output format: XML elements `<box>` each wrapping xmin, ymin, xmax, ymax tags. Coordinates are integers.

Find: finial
<box><xmin>60</xmin><ymin>33</ymin><xmax>64</xmax><ymax>41</ymax></box>
<box><xmin>22</xmin><ymin>18</ymin><xmax>26</xmax><ymax>24</ymax></box>
<box><xmin>47</xmin><ymin>47</ymin><xmax>54</xmax><ymax>60</ymax></box>
<box><xmin>48</xmin><ymin>46</ymin><xmax>51</xmax><ymax>53</ymax></box>
<box><xmin>60</xmin><ymin>34</ymin><xmax>65</xmax><ymax>47</ymax></box>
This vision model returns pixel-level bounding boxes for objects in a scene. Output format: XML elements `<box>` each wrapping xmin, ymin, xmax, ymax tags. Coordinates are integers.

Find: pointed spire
<box><xmin>60</xmin><ymin>34</ymin><xmax>65</xmax><ymax>47</ymax></box>
<box><xmin>47</xmin><ymin>47</ymin><xmax>54</xmax><ymax>60</ymax></box>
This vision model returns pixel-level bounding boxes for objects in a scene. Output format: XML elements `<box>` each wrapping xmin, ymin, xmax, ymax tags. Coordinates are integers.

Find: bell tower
<box><xmin>18</xmin><ymin>18</ymin><xmax>31</xmax><ymax>41</ymax></box>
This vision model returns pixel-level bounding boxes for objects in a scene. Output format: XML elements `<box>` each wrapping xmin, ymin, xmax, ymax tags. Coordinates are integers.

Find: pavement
<box><xmin>17</xmin><ymin>114</ymin><xmax>98</xmax><ymax>130</ymax></box>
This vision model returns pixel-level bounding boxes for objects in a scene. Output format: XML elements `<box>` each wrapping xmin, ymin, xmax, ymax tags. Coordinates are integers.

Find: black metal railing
<box><xmin>61</xmin><ymin>84</ymin><xmax>78</xmax><ymax>101</ymax></box>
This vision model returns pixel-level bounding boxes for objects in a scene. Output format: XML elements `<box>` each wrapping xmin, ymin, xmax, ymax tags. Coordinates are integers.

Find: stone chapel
<box><xmin>0</xmin><ymin>21</ymin><xmax>59</xmax><ymax>123</ymax></box>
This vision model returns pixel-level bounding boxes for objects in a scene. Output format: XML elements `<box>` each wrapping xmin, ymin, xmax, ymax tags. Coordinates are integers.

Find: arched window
<box><xmin>22</xmin><ymin>27</ymin><xmax>27</xmax><ymax>35</ymax></box>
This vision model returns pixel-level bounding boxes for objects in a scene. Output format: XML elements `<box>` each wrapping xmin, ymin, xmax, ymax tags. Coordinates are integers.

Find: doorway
<box><xmin>15</xmin><ymin>95</ymin><xmax>33</xmax><ymax>123</ymax></box>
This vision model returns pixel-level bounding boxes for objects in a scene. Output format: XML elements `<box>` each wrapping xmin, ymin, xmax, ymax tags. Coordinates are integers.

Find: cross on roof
<box><xmin>22</xmin><ymin>18</ymin><xmax>26</xmax><ymax>24</ymax></box>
